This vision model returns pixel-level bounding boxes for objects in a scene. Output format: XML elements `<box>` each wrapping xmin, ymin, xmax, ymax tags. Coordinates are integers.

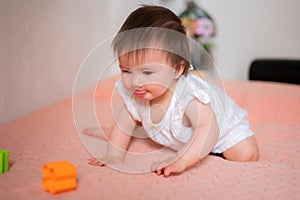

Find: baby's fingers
<box><xmin>163</xmin><ymin>165</ymin><xmax>177</xmax><ymax>177</ymax></box>
<box><xmin>150</xmin><ymin>161</ymin><xmax>159</xmax><ymax>172</ymax></box>
<box><xmin>151</xmin><ymin>161</ymin><xmax>168</xmax><ymax>175</ymax></box>
<box><xmin>87</xmin><ymin>158</ymin><xmax>105</xmax><ymax>166</ymax></box>
<box><xmin>163</xmin><ymin>161</ymin><xmax>186</xmax><ymax>177</ymax></box>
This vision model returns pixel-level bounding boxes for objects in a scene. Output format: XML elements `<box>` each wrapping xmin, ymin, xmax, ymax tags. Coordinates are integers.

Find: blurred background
<box><xmin>1</xmin><ymin>0</ymin><xmax>300</xmax><ymax>124</ymax></box>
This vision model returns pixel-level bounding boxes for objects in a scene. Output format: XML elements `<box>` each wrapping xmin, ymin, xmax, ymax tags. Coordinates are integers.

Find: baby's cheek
<box><xmin>121</xmin><ymin>78</ymin><xmax>131</xmax><ymax>89</ymax></box>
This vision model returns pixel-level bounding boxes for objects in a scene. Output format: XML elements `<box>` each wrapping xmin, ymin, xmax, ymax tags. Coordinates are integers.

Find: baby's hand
<box><xmin>87</xmin><ymin>157</ymin><xmax>105</xmax><ymax>166</ymax></box>
<box><xmin>87</xmin><ymin>156</ymin><xmax>122</xmax><ymax>167</ymax></box>
<box><xmin>151</xmin><ymin>157</ymin><xmax>187</xmax><ymax>177</ymax></box>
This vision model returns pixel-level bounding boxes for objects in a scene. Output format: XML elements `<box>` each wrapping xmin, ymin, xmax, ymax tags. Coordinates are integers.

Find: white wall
<box><xmin>1</xmin><ymin>0</ymin><xmax>300</xmax><ymax>124</ymax></box>
<box><xmin>0</xmin><ymin>0</ymin><xmax>114</xmax><ymax>124</ymax></box>
<box><xmin>200</xmin><ymin>0</ymin><xmax>300</xmax><ymax>80</ymax></box>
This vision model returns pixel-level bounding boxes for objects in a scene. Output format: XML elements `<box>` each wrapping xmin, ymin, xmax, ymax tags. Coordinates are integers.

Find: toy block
<box><xmin>42</xmin><ymin>161</ymin><xmax>77</xmax><ymax>194</ymax></box>
<box><xmin>0</xmin><ymin>150</ymin><xmax>9</xmax><ymax>174</ymax></box>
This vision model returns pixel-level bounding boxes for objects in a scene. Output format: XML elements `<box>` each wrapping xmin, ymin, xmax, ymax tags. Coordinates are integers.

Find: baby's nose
<box><xmin>132</xmin><ymin>74</ymin><xmax>143</xmax><ymax>87</ymax></box>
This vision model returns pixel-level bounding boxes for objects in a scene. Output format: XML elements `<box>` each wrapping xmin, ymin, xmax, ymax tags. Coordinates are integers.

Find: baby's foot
<box><xmin>82</xmin><ymin>127</ymin><xmax>109</xmax><ymax>141</ymax></box>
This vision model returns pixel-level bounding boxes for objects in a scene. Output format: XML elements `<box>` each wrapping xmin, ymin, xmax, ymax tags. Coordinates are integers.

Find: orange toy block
<box><xmin>42</xmin><ymin>161</ymin><xmax>77</xmax><ymax>194</ymax></box>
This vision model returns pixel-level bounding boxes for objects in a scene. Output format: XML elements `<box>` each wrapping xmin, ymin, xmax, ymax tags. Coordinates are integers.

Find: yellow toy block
<box><xmin>42</xmin><ymin>161</ymin><xmax>77</xmax><ymax>194</ymax></box>
<box><xmin>0</xmin><ymin>150</ymin><xmax>9</xmax><ymax>174</ymax></box>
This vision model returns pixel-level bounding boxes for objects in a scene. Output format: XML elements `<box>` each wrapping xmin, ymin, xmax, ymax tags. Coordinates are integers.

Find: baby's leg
<box><xmin>222</xmin><ymin>136</ymin><xmax>259</xmax><ymax>162</ymax></box>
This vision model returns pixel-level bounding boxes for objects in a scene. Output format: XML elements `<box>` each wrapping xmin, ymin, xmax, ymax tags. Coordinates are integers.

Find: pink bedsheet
<box><xmin>0</xmin><ymin>78</ymin><xmax>299</xmax><ymax>199</ymax></box>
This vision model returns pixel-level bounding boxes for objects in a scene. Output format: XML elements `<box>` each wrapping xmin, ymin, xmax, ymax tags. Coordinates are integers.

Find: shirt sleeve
<box><xmin>187</xmin><ymin>74</ymin><xmax>211</xmax><ymax>105</ymax></box>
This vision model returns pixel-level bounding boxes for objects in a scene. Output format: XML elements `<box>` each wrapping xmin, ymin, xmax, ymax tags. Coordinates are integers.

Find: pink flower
<box><xmin>195</xmin><ymin>18</ymin><xmax>215</xmax><ymax>37</ymax></box>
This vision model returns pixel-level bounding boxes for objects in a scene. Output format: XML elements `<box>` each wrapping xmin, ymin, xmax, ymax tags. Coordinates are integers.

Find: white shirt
<box><xmin>115</xmin><ymin>73</ymin><xmax>254</xmax><ymax>153</ymax></box>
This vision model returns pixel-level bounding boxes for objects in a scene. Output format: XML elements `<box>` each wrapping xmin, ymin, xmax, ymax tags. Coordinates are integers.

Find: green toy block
<box><xmin>0</xmin><ymin>150</ymin><xmax>9</xmax><ymax>174</ymax></box>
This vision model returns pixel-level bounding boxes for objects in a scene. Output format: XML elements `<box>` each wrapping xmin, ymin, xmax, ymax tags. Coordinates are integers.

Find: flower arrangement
<box><xmin>179</xmin><ymin>1</ymin><xmax>216</xmax><ymax>53</ymax></box>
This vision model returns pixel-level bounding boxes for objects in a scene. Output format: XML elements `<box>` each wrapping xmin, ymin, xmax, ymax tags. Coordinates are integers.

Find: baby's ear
<box><xmin>174</xmin><ymin>61</ymin><xmax>185</xmax><ymax>79</ymax></box>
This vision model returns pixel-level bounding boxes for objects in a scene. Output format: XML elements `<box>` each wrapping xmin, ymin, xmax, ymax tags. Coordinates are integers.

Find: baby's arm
<box><xmin>152</xmin><ymin>99</ymin><xmax>219</xmax><ymax>177</ymax></box>
<box><xmin>89</xmin><ymin>105</ymin><xmax>137</xmax><ymax>166</ymax></box>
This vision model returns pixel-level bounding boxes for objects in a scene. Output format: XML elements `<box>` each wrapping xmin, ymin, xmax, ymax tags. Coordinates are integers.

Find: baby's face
<box><xmin>118</xmin><ymin>49</ymin><xmax>181</xmax><ymax>101</ymax></box>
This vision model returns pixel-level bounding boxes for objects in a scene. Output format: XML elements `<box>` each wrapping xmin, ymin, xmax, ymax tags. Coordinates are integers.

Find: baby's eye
<box><xmin>122</xmin><ymin>69</ymin><xmax>131</xmax><ymax>74</ymax></box>
<box><xmin>143</xmin><ymin>71</ymin><xmax>153</xmax><ymax>75</ymax></box>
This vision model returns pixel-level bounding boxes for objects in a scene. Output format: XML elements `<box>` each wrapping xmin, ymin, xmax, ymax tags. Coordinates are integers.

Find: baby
<box><xmin>87</xmin><ymin>5</ymin><xmax>259</xmax><ymax>177</ymax></box>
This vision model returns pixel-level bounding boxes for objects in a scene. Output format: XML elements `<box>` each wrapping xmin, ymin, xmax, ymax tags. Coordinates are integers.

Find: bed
<box><xmin>0</xmin><ymin>75</ymin><xmax>299</xmax><ymax>199</ymax></box>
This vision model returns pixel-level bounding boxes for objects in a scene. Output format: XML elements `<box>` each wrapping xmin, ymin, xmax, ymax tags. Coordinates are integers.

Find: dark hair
<box><xmin>112</xmin><ymin>5</ymin><xmax>190</xmax><ymax>75</ymax></box>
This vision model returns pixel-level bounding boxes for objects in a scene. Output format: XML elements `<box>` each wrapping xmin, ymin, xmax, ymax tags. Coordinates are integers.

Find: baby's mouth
<box><xmin>133</xmin><ymin>90</ymin><xmax>147</xmax><ymax>98</ymax></box>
